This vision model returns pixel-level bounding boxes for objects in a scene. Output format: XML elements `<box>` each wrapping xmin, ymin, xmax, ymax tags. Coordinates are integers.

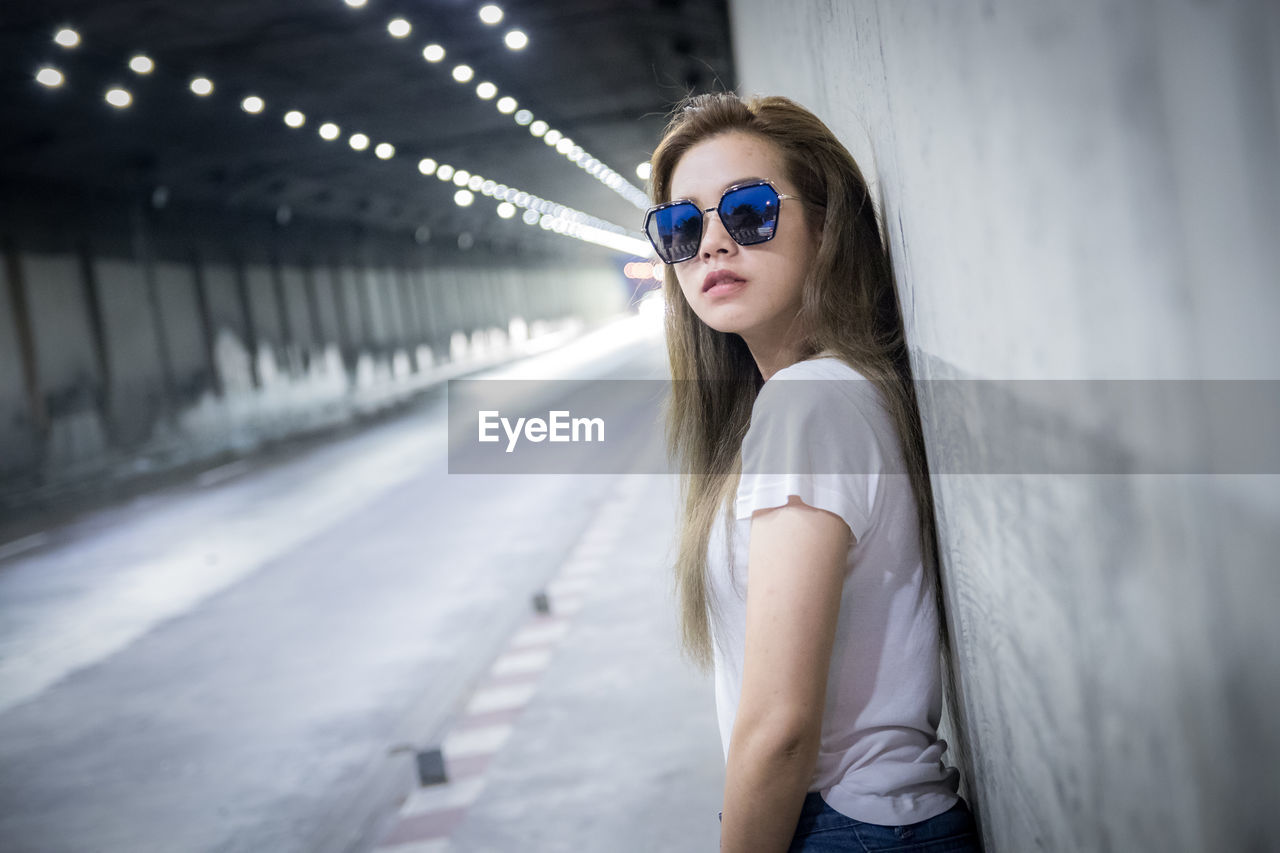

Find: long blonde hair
<box><xmin>651</xmin><ymin>93</ymin><xmax>947</xmax><ymax>681</ymax></box>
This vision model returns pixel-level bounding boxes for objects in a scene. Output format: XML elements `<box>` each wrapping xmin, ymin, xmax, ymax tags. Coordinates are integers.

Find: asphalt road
<box><xmin>0</xmin><ymin>314</ymin><xmax>694</xmax><ymax>853</ymax></box>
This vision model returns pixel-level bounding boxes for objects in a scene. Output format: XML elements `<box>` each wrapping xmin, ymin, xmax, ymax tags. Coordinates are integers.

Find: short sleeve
<box><xmin>734</xmin><ymin>376</ymin><xmax>883</xmax><ymax>542</ymax></box>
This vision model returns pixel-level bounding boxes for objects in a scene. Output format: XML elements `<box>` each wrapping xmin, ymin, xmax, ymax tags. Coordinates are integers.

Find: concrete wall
<box><xmin>0</xmin><ymin>225</ymin><xmax>627</xmax><ymax>493</ymax></box>
<box><xmin>730</xmin><ymin>2</ymin><xmax>1278</xmax><ymax>851</ymax></box>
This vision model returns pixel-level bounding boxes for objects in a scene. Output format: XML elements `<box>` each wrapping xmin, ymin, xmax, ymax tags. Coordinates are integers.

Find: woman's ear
<box><xmin>811</xmin><ymin>211</ymin><xmax>826</xmax><ymax>253</ymax></box>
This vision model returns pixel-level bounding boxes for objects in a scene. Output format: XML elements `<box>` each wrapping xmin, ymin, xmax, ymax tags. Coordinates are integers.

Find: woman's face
<box><xmin>667</xmin><ymin>131</ymin><xmax>820</xmax><ymax>352</ymax></box>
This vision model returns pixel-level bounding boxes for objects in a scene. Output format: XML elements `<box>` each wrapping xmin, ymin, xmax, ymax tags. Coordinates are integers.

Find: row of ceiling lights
<box><xmin>46</xmin><ymin>10</ymin><xmax>654</xmax><ymax>195</ymax></box>
<box><xmin>413</xmin><ymin>158</ymin><xmax>650</xmax><ymax>255</ymax></box>
<box><xmin>32</xmin><ymin>22</ymin><xmax>652</xmax><ymax>258</ymax></box>
<box><xmin>347</xmin><ymin>1</ymin><xmax>652</xmax><ymax>209</ymax></box>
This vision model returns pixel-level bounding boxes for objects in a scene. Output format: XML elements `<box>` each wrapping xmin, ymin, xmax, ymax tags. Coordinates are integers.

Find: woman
<box><xmin>645</xmin><ymin>92</ymin><xmax>983</xmax><ymax>852</ymax></box>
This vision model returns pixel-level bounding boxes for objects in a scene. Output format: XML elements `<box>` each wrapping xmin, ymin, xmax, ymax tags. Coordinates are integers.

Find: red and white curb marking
<box><xmin>371</xmin><ymin>480</ymin><xmax>643</xmax><ymax>852</ymax></box>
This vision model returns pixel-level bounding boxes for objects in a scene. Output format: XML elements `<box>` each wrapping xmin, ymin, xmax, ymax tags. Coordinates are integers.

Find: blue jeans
<box><xmin>778</xmin><ymin>788</ymin><xmax>977</xmax><ymax>850</ymax></box>
<box><xmin>721</xmin><ymin>793</ymin><xmax>983</xmax><ymax>852</ymax></box>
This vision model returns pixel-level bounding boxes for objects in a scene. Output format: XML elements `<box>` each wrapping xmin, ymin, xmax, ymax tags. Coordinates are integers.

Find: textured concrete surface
<box><xmin>731</xmin><ymin>2</ymin><xmax>1280</xmax><ymax>851</ymax></box>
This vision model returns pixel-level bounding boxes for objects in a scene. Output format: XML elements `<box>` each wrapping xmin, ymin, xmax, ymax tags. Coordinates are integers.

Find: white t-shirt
<box><xmin>706</xmin><ymin>355</ymin><xmax>961</xmax><ymax>826</ymax></box>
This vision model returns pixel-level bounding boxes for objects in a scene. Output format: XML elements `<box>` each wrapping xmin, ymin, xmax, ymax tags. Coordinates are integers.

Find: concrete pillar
<box><xmin>1</xmin><ymin>238</ymin><xmax>47</xmax><ymax>439</ymax></box>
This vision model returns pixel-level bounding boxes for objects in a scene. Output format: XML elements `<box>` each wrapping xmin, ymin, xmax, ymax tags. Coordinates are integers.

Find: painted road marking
<box><xmin>442</xmin><ymin>723</ymin><xmax>513</xmax><ymax>757</ymax></box>
<box><xmin>509</xmin><ymin>621</ymin><xmax>570</xmax><ymax>649</ymax></box>
<box><xmin>465</xmin><ymin>682</ymin><xmax>538</xmax><ymax>715</ymax></box>
<box><xmin>0</xmin><ymin>533</ymin><xmax>49</xmax><ymax>563</ymax></box>
<box><xmin>489</xmin><ymin>648</ymin><xmax>553</xmax><ymax>677</ymax></box>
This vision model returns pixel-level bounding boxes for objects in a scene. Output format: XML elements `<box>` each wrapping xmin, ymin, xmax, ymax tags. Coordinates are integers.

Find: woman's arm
<box><xmin>720</xmin><ymin>494</ymin><xmax>852</xmax><ymax>852</ymax></box>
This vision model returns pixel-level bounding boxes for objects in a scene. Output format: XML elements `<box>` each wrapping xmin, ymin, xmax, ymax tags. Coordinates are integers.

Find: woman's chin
<box><xmin>694</xmin><ymin>309</ymin><xmax>751</xmax><ymax>337</ymax></box>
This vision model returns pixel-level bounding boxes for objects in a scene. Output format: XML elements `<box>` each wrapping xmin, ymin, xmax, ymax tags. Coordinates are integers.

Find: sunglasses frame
<box><xmin>644</xmin><ymin>179</ymin><xmax>803</xmax><ymax>264</ymax></box>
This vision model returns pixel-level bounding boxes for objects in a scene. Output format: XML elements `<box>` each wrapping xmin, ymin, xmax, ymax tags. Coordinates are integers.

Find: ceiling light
<box><xmin>514</xmin><ymin>109</ymin><xmax>533</xmax><ymax>125</ymax></box>
<box><xmin>349</xmin><ymin>133</ymin><xmax>369</xmax><ymax>150</ymax></box>
<box><xmin>453</xmin><ymin>169</ymin><xmax>471</xmax><ymax>186</ymax></box>
<box><xmin>241</xmin><ymin>95</ymin><xmax>264</xmax><ymax>113</ymax></box>
<box><xmin>343</xmin><ymin>0</ymin><xmax>367</xmax><ymax>6</ymax></box>
<box><xmin>479</xmin><ymin>5</ymin><xmax>504</xmax><ymax>25</ymax></box>
<box><xmin>190</xmin><ymin>77</ymin><xmax>213</xmax><ymax>96</ymax></box>
<box><xmin>319</xmin><ymin>122</ymin><xmax>340</xmax><ymax>140</ymax></box>
<box><xmin>387</xmin><ymin>18</ymin><xmax>412</xmax><ymax>38</ymax></box>
<box><xmin>555</xmin><ymin>137</ymin><xmax>574</xmax><ymax>154</ymax></box>
<box><xmin>36</xmin><ymin>67</ymin><xmax>64</xmax><ymax>88</ymax></box>
<box><xmin>128</xmin><ymin>55</ymin><xmax>154</xmax><ymax>74</ymax></box>
<box><xmin>284</xmin><ymin>110</ymin><xmax>305</xmax><ymax>127</ymax></box>
<box><xmin>454</xmin><ymin>189</ymin><xmax>474</xmax><ymax>207</ymax></box>
<box><xmin>481</xmin><ymin>180</ymin><xmax>497</xmax><ymax>195</ymax></box>
<box><xmin>543</xmin><ymin>129</ymin><xmax>562</xmax><ymax>145</ymax></box>
<box><xmin>105</xmin><ymin>88</ymin><xmax>132</xmax><ymax>108</ymax></box>
<box><xmin>452</xmin><ymin>64</ymin><xmax>474</xmax><ymax>83</ymax></box>
<box><xmin>496</xmin><ymin>202</ymin><xmax>516</xmax><ymax>219</ymax></box>
<box><xmin>496</xmin><ymin>96</ymin><xmax>517</xmax><ymax>114</ymax></box>
<box><xmin>635</xmin><ymin>162</ymin><xmax>651</xmax><ymax>180</ymax></box>
<box><xmin>467</xmin><ymin>175</ymin><xmax>484</xmax><ymax>191</ymax></box>
<box><xmin>504</xmin><ymin>30</ymin><xmax>528</xmax><ymax>50</ymax></box>
<box><xmin>475</xmin><ymin>81</ymin><xmax>497</xmax><ymax>99</ymax></box>
<box><xmin>375</xmin><ymin>142</ymin><xmax>395</xmax><ymax>159</ymax></box>
<box><xmin>54</xmin><ymin>28</ymin><xmax>80</xmax><ymax>48</ymax></box>
<box><xmin>522</xmin><ymin>209</ymin><xmax>539</xmax><ymax>225</ymax></box>
<box><xmin>418</xmin><ymin>157</ymin><xmax>437</xmax><ymax>175</ymax></box>
<box><xmin>422</xmin><ymin>44</ymin><xmax>445</xmax><ymax>62</ymax></box>
<box><xmin>436</xmin><ymin>164</ymin><xmax>455</xmax><ymax>181</ymax></box>
<box><xmin>529</xmin><ymin>120</ymin><xmax>548</xmax><ymax>137</ymax></box>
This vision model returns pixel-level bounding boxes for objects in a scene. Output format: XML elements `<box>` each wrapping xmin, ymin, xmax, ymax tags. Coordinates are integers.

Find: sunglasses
<box><xmin>643</xmin><ymin>180</ymin><xmax>804</xmax><ymax>265</ymax></box>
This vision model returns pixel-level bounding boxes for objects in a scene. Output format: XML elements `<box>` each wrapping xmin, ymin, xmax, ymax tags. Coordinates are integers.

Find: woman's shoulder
<box><xmin>751</xmin><ymin>354</ymin><xmax>878</xmax><ymax>429</ymax></box>
<box><xmin>752</xmin><ymin>354</ymin><xmax>893</xmax><ymax>451</ymax></box>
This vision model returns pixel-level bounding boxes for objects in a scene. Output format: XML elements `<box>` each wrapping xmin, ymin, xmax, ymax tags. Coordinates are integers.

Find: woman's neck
<box><xmin>747</xmin><ymin>339</ymin><xmax>811</xmax><ymax>382</ymax></box>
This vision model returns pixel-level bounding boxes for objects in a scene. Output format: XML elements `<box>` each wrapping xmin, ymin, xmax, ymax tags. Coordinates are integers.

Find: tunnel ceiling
<box><xmin>0</xmin><ymin>0</ymin><xmax>734</xmax><ymax>255</ymax></box>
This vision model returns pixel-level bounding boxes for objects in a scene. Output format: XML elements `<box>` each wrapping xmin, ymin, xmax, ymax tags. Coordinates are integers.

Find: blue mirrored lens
<box><xmin>647</xmin><ymin>202</ymin><xmax>702</xmax><ymax>263</ymax></box>
<box><xmin>717</xmin><ymin>183</ymin><xmax>779</xmax><ymax>245</ymax></box>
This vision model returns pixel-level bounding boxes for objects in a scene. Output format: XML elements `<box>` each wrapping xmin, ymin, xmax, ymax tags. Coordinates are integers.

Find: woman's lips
<box><xmin>702</xmin><ymin>270</ymin><xmax>746</xmax><ymax>296</ymax></box>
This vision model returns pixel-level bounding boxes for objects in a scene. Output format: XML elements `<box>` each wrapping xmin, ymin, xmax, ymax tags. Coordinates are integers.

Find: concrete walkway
<box><xmin>366</xmin><ymin>473</ymin><xmax>726</xmax><ymax>853</ymax></box>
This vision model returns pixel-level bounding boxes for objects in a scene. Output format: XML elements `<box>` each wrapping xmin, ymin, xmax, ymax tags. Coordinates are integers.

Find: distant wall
<box><xmin>0</xmin><ymin>189</ymin><xmax>627</xmax><ymax>494</ymax></box>
<box><xmin>730</xmin><ymin>2</ymin><xmax>1278</xmax><ymax>851</ymax></box>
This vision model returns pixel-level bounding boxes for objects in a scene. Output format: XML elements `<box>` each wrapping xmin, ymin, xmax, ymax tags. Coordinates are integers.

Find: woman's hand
<box><xmin>720</xmin><ymin>494</ymin><xmax>852</xmax><ymax>852</ymax></box>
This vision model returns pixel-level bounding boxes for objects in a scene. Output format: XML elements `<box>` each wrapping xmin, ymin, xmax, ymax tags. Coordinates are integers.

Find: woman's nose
<box><xmin>699</xmin><ymin>210</ymin><xmax>737</xmax><ymax>258</ymax></box>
